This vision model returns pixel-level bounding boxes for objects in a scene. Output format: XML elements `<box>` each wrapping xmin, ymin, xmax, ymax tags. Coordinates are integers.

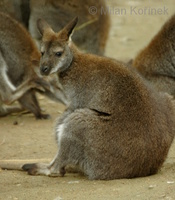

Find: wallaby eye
<box><xmin>55</xmin><ymin>52</ymin><xmax>62</xmax><ymax>57</ymax></box>
<box><xmin>41</xmin><ymin>52</ymin><xmax>44</xmax><ymax>56</ymax></box>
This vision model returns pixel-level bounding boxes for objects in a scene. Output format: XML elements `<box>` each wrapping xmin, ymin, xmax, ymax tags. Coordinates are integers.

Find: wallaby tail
<box><xmin>0</xmin><ymin>159</ymin><xmax>51</xmax><ymax>171</ymax></box>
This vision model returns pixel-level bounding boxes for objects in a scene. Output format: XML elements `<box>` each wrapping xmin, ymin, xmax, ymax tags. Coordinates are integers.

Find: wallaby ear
<box><xmin>59</xmin><ymin>16</ymin><xmax>78</xmax><ymax>41</ymax></box>
<box><xmin>37</xmin><ymin>18</ymin><xmax>54</xmax><ymax>36</ymax></box>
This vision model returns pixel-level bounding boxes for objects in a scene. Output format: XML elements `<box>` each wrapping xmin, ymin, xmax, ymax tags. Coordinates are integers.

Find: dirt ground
<box><xmin>1</xmin><ymin>1</ymin><xmax>175</xmax><ymax>200</ymax></box>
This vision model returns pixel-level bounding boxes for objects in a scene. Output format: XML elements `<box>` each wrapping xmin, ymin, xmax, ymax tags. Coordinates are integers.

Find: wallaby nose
<box><xmin>40</xmin><ymin>65</ymin><xmax>50</xmax><ymax>75</ymax></box>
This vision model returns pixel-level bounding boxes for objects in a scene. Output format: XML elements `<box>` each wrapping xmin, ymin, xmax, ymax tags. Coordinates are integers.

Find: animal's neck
<box><xmin>69</xmin><ymin>42</ymin><xmax>81</xmax><ymax>57</ymax></box>
<box><xmin>59</xmin><ymin>42</ymin><xmax>82</xmax><ymax>74</ymax></box>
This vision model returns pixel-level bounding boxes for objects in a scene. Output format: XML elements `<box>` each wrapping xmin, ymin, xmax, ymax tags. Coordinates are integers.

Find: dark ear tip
<box><xmin>37</xmin><ymin>18</ymin><xmax>42</xmax><ymax>26</ymax></box>
<box><xmin>37</xmin><ymin>18</ymin><xmax>49</xmax><ymax>36</ymax></box>
<box><xmin>76</xmin><ymin>17</ymin><xmax>78</xmax><ymax>23</ymax></box>
<box><xmin>73</xmin><ymin>16</ymin><xmax>78</xmax><ymax>25</ymax></box>
<box><xmin>75</xmin><ymin>16</ymin><xmax>78</xmax><ymax>22</ymax></box>
<box><xmin>37</xmin><ymin>18</ymin><xmax>42</xmax><ymax>22</ymax></box>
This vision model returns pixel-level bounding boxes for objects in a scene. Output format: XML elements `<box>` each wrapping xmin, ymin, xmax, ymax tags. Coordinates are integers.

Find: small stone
<box><xmin>68</xmin><ymin>181</ymin><xmax>79</xmax><ymax>184</ymax></box>
<box><xmin>148</xmin><ymin>184</ymin><xmax>156</xmax><ymax>189</ymax></box>
<box><xmin>54</xmin><ymin>197</ymin><xmax>63</xmax><ymax>200</ymax></box>
<box><xmin>167</xmin><ymin>181</ymin><xmax>174</xmax><ymax>184</ymax></box>
<box><xmin>13</xmin><ymin>121</ymin><xmax>18</xmax><ymax>125</ymax></box>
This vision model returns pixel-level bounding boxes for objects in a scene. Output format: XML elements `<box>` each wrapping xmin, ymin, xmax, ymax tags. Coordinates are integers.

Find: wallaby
<box><xmin>29</xmin><ymin>0</ymin><xmax>110</xmax><ymax>55</ymax></box>
<box><xmin>0</xmin><ymin>12</ymin><xmax>51</xmax><ymax>118</ymax></box>
<box><xmin>132</xmin><ymin>14</ymin><xmax>175</xmax><ymax>96</ymax></box>
<box><xmin>10</xmin><ymin>17</ymin><xmax>174</xmax><ymax>180</ymax></box>
<box><xmin>0</xmin><ymin>0</ymin><xmax>30</xmax><ymax>28</ymax></box>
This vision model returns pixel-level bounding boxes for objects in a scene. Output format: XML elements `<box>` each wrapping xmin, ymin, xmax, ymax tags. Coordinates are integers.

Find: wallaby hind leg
<box><xmin>18</xmin><ymin>90</ymin><xmax>50</xmax><ymax>119</ymax></box>
<box><xmin>0</xmin><ymin>103</ymin><xmax>25</xmax><ymax>117</ymax></box>
<box><xmin>22</xmin><ymin>109</ymin><xmax>101</xmax><ymax>178</ymax></box>
<box><xmin>22</xmin><ymin>150</ymin><xmax>75</xmax><ymax>177</ymax></box>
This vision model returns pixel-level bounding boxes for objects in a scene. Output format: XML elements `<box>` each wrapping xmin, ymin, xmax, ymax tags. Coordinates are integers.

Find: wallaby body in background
<box><xmin>29</xmin><ymin>0</ymin><xmax>110</xmax><ymax>55</ymax></box>
<box><xmin>21</xmin><ymin>17</ymin><xmax>175</xmax><ymax>180</ymax></box>
<box><xmin>0</xmin><ymin>12</ymin><xmax>49</xmax><ymax>118</ymax></box>
<box><xmin>133</xmin><ymin>14</ymin><xmax>175</xmax><ymax>96</ymax></box>
<box><xmin>0</xmin><ymin>0</ymin><xmax>30</xmax><ymax>28</ymax></box>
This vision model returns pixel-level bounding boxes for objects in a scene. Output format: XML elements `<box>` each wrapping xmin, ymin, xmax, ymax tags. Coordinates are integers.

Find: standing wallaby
<box><xmin>19</xmin><ymin>17</ymin><xmax>175</xmax><ymax>180</ymax></box>
<box><xmin>132</xmin><ymin>14</ymin><xmax>175</xmax><ymax>96</ymax></box>
<box><xmin>29</xmin><ymin>0</ymin><xmax>110</xmax><ymax>55</ymax></box>
<box><xmin>0</xmin><ymin>12</ymin><xmax>50</xmax><ymax>118</ymax></box>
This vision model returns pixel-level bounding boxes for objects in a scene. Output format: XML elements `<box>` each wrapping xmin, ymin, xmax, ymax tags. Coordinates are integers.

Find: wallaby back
<box><xmin>21</xmin><ymin>18</ymin><xmax>175</xmax><ymax>180</ymax></box>
<box><xmin>133</xmin><ymin>14</ymin><xmax>175</xmax><ymax>96</ymax></box>
<box><xmin>0</xmin><ymin>13</ymin><xmax>40</xmax><ymax>83</ymax></box>
<box><xmin>29</xmin><ymin>0</ymin><xmax>110</xmax><ymax>55</ymax></box>
<box><xmin>0</xmin><ymin>0</ymin><xmax>30</xmax><ymax>27</ymax></box>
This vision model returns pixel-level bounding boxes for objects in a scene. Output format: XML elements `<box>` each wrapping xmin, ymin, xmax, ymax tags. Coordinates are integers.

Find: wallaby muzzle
<box><xmin>40</xmin><ymin>65</ymin><xmax>51</xmax><ymax>76</ymax></box>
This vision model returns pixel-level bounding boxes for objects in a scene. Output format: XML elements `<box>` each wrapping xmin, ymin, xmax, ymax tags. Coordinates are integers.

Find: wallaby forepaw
<box><xmin>60</xmin><ymin>167</ymin><xmax>66</xmax><ymax>177</ymax></box>
<box><xmin>34</xmin><ymin>78</ymin><xmax>51</xmax><ymax>91</ymax></box>
<box><xmin>29</xmin><ymin>78</ymin><xmax>45</xmax><ymax>92</ymax></box>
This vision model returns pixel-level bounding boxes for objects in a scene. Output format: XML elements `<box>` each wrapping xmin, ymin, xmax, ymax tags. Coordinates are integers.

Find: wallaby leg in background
<box><xmin>18</xmin><ymin>90</ymin><xmax>50</xmax><ymax>119</ymax></box>
<box><xmin>0</xmin><ymin>51</ymin><xmax>51</xmax><ymax>119</ymax></box>
<box><xmin>0</xmin><ymin>52</ymin><xmax>44</xmax><ymax>105</ymax></box>
<box><xmin>0</xmin><ymin>102</ymin><xmax>25</xmax><ymax>117</ymax></box>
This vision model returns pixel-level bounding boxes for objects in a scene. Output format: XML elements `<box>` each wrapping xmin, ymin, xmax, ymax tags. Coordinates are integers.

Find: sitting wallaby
<box><xmin>0</xmin><ymin>12</ymin><xmax>50</xmax><ymax>118</ymax></box>
<box><xmin>18</xmin><ymin>17</ymin><xmax>175</xmax><ymax>180</ymax></box>
<box><xmin>29</xmin><ymin>0</ymin><xmax>110</xmax><ymax>55</ymax></box>
<box><xmin>132</xmin><ymin>14</ymin><xmax>175</xmax><ymax>96</ymax></box>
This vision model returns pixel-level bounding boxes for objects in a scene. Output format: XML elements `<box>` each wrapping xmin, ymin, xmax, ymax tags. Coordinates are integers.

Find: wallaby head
<box><xmin>37</xmin><ymin>17</ymin><xmax>78</xmax><ymax>75</ymax></box>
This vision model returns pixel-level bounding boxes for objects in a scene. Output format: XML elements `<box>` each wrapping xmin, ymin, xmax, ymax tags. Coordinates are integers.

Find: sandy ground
<box><xmin>1</xmin><ymin>0</ymin><xmax>175</xmax><ymax>200</ymax></box>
